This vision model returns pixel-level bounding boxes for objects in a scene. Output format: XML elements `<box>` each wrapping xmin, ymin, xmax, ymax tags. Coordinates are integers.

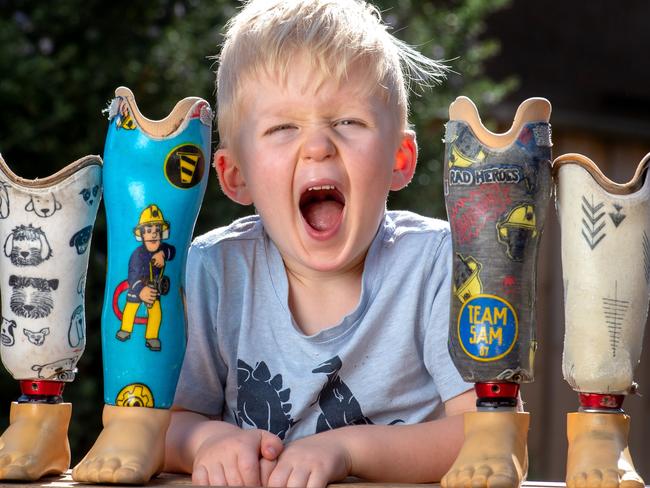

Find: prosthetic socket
<box><xmin>0</xmin><ymin>154</ymin><xmax>102</xmax><ymax>400</ymax></box>
<box><xmin>444</xmin><ymin>97</ymin><xmax>552</xmax><ymax>403</ymax></box>
<box><xmin>101</xmin><ymin>87</ymin><xmax>211</xmax><ymax>409</ymax></box>
<box><xmin>555</xmin><ymin>153</ymin><xmax>650</xmax><ymax>402</ymax></box>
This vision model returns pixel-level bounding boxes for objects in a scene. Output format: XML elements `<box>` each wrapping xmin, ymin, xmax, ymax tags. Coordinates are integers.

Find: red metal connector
<box><xmin>20</xmin><ymin>380</ymin><xmax>65</xmax><ymax>397</ymax></box>
<box><xmin>475</xmin><ymin>381</ymin><xmax>520</xmax><ymax>399</ymax></box>
<box><xmin>579</xmin><ymin>393</ymin><xmax>624</xmax><ymax>411</ymax></box>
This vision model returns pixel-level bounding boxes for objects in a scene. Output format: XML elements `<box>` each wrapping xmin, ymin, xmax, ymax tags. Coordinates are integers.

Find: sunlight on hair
<box><xmin>214</xmin><ymin>0</ymin><xmax>448</xmax><ymax>146</ymax></box>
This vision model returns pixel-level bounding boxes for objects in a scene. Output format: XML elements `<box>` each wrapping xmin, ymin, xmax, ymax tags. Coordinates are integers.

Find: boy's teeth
<box><xmin>308</xmin><ymin>185</ymin><xmax>335</xmax><ymax>191</ymax></box>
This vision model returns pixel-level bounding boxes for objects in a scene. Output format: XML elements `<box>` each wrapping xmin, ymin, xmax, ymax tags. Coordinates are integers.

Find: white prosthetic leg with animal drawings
<box><xmin>0</xmin><ymin>153</ymin><xmax>102</xmax><ymax>480</ymax></box>
<box><xmin>555</xmin><ymin>152</ymin><xmax>649</xmax><ymax>488</ymax></box>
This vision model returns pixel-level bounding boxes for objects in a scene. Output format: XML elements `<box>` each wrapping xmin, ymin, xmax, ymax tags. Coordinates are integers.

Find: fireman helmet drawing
<box><xmin>115</xmin><ymin>204</ymin><xmax>175</xmax><ymax>351</ymax></box>
<box><xmin>496</xmin><ymin>203</ymin><xmax>537</xmax><ymax>261</ymax></box>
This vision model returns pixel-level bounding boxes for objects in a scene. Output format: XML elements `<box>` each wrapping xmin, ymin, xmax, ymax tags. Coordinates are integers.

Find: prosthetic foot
<box><xmin>0</xmin><ymin>154</ymin><xmax>102</xmax><ymax>480</ymax></box>
<box><xmin>441</xmin><ymin>411</ymin><xmax>528</xmax><ymax>488</ymax></box>
<box><xmin>72</xmin><ymin>405</ymin><xmax>170</xmax><ymax>484</ymax></box>
<box><xmin>566</xmin><ymin>413</ymin><xmax>642</xmax><ymax>488</ymax></box>
<box><xmin>72</xmin><ymin>87</ymin><xmax>211</xmax><ymax>484</ymax></box>
<box><xmin>443</xmin><ymin>97</ymin><xmax>552</xmax><ymax>488</ymax></box>
<box><xmin>555</xmin><ymin>152</ymin><xmax>649</xmax><ymax>488</ymax></box>
<box><xmin>0</xmin><ymin>402</ymin><xmax>71</xmax><ymax>480</ymax></box>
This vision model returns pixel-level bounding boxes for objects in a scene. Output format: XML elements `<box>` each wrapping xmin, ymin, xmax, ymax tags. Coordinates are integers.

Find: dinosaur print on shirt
<box><xmin>234</xmin><ymin>359</ymin><xmax>297</xmax><ymax>440</ymax></box>
<box><xmin>311</xmin><ymin>355</ymin><xmax>403</xmax><ymax>433</ymax></box>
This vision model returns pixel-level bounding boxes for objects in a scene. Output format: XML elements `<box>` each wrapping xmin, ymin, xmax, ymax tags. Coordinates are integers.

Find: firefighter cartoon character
<box><xmin>496</xmin><ymin>203</ymin><xmax>538</xmax><ymax>261</ymax></box>
<box><xmin>115</xmin><ymin>204</ymin><xmax>175</xmax><ymax>351</ymax></box>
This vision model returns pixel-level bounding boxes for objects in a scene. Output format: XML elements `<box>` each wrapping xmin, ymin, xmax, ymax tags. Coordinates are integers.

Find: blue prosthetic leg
<box><xmin>73</xmin><ymin>87</ymin><xmax>211</xmax><ymax>484</ymax></box>
<box><xmin>101</xmin><ymin>87</ymin><xmax>211</xmax><ymax>409</ymax></box>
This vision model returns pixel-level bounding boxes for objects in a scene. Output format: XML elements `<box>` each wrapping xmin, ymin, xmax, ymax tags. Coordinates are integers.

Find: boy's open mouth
<box><xmin>299</xmin><ymin>185</ymin><xmax>345</xmax><ymax>233</ymax></box>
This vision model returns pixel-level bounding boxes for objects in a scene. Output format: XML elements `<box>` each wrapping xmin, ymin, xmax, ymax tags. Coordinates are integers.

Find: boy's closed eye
<box><xmin>264</xmin><ymin>118</ymin><xmax>368</xmax><ymax>136</ymax></box>
<box><xmin>264</xmin><ymin>124</ymin><xmax>298</xmax><ymax>135</ymax></box>
<box><xmin>333</xmin><ymin>118</ymin><xmax>367</xmax><ymax>128</ymax></box>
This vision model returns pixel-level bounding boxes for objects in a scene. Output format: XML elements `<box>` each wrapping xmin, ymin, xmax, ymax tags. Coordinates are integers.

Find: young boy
<box><xmin>164</xmin><ymin>0</ymin><xmax>475</xmax><ymax>486</ymax></box>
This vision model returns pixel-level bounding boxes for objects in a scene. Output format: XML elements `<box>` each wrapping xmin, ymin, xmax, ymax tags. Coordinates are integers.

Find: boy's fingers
<box><xmin>306</xmin><ymin>471</ymin><xmax>330</xmax><ymax>488</ymax></box>
<box><xmin>224</xmin><ymin>463</ymin><xmax>245</xmax><ymax>487</ymax></box>
<box><xmin>260</xmin><ymin>431</ymin><xmax>283</xmax><ymax>460</ymax></box>
<box><xmin>237</xmin><ymin>452</ymin><xmax>261</xmax><ymax>487</ymax></box>
<box><xmin>192</xmin><ymin>464</ymin><xmax>209</xmax><ymax>486</ymax></box>
<box><xmin>267</xmin><ymin>464</ymin><xmax>292</xmax><ymax>488</ymax></box>
<box><xmin>286</xmin><ymin>467</ymin><xmax>310</xmax><ymax>488</ymax></box>
<box><xmin>207</xmin><ymin>463</ymin><xmax>227</xmax><ymax>487</ymax></box>
<box><xmin>259</xmin><ymin>459</ymin><xmax>277</xmax><ymax>486</ymax></box>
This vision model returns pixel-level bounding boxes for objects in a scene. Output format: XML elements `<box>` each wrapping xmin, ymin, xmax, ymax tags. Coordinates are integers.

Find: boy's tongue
<box><xmin>303</xmin><ymin>200</ymin><xmax>344</xmax><ymax>232</ymax></box>
<box><xmin>300</xmin><ymin>187</ymin><xmax>345</xmax><ymax>233</ymax></box>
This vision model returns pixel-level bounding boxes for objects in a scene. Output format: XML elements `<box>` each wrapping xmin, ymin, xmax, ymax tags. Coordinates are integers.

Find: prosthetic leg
<box><xmin>0</xmin><ymin>154</ymin><xmax>102</xmax><ymax>479</ymax></box>
<box><xmin>555</xmin><ymin>153</ymin><xmax>649</xmax><ymax>488</ymax></box>
<box><xmin>441</xmin><ymin>97</ymin><xmax>552</xmax><ymax>488</ymax></box>
<box><xmin>72</xmin><ymin>87</ymin><xmax>211</xmax><ymax>484</ymax></box>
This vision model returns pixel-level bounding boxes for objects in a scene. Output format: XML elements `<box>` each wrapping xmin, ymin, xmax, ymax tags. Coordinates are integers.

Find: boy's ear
<box><xmin>390</xmin><ymin>130</ymin><xmax>417</xmax><ymax>191</ymax></box>
<box><xmin>214</xmin><ymin>149</ymin><xmax>253</xmax><ymax>205</ymax></box>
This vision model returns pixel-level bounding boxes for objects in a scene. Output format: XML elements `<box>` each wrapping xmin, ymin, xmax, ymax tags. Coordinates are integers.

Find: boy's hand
<box><xmin>264</xmin><ymin>433</ymin><xmax>351</xmax><ymax>488</ymax></box>
<box><xmin>192</xmin><ymin>428</ymin><xmax>283</xmax><ymax>486</ymax></box>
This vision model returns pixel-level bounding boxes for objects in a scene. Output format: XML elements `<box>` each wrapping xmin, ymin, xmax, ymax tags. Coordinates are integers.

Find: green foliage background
<box><xmin>0</xmin><ymin>0</ymin><xmax>514</xmax><ymax>465</ymax></box>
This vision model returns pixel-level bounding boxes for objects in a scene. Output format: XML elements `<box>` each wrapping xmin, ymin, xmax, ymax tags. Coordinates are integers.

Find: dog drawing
<box><xmin>77</xmin><ymin>274</ymin><xmax>86</xmax><ymax>296</ymax></box>
<box><xmin>1</xmin><ymin>318</ymin><xmax>16</xmax><ymax>346</ymax></box>
<box><xmin>3</xmin><ymin>224</ymin><xmax>52</xmax><ymax>266</ymax></box>
<box><xmin>80</xmin><ymin>185</ymin><xmax>100</xmax><ymax>206</ymax></box>
<box><xmin>31</xmin><ymin>357</ymin><xmax>76</xmax><ymax>381</ymax></box>
<box><xmin>0</xmin><ymin>182</ymin><xmax>9</xmax><ymax>219</ymax></box>
<box><xmin>68</xmin><ymin>305</ymin><xmax>84</xmax><ymax>348</ymax></box>
<box><xmin>23</xmin><ymin>327</ymin><xmax>50</xmax><ymax>346</ymax></box>
<box><xmin>9</xmin><ymin>275</ymin><xmax>59</xmax><ymax>319</ymax></box>
<box><xmin>25</xmin><ymin>193</ymin><xmax>62</xmax><ymax>218</ymax></box>
<box><xmin>69</xmin><ymin>225</ymin><xmax>93</xmax><ymax>255</ymax></box>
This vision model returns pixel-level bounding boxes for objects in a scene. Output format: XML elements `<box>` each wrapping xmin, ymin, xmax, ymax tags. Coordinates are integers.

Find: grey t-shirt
<box><xmin>174</xmin><ymin>210</ymin><xmax>472</xmax><ymax>441</ymax></box>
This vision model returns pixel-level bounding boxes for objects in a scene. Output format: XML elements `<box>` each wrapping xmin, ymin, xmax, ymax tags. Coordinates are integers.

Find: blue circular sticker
<box><xmin>457</xmin><ymin>294</ymin><xmax>518</xmax><ymax>361</ymax></box>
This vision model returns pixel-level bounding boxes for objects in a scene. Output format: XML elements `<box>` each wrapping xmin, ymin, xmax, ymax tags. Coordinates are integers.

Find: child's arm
<box><xmin>264</xmin><ymin>388</ymin><xmax>476</xmax><ymax>488</ymax></box>
<box><xmin>164</xmin><ymin>408</ymin><xmax>284</xmax><ymax>486</ymax></box>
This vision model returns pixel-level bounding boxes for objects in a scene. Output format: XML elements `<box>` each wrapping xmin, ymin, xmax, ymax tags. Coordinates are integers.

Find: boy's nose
<box><xmin>300</xmin><ymin>131</ymin><xmax>335</xmax><ymax>162</ymax></box>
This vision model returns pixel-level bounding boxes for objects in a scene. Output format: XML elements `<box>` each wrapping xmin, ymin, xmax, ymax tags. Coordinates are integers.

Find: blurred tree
<box><xmin>0</xmin><ymin>0</ymin><xmax>513</xmax><ymax>465</ymax></box>
<box><xmin>375</xmin><ymin>0</ymin><xmax>516</xmax><ymax>217</ymax></box>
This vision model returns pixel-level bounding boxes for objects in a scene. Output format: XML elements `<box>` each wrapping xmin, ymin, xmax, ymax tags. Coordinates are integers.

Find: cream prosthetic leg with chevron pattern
<box><xmin>555</xmin><ymin>152</ymin><xmax>649</xmax><ymax>488</ymax></box>
<box><xmin>0</xmin><ymin>154</ymin><xmax>102</xmax><ymax>480</ymax></box>
<box><xmin>442</xmin><ymin>97</ymin><xmax>552</xmax><ymax>488</ymax></box>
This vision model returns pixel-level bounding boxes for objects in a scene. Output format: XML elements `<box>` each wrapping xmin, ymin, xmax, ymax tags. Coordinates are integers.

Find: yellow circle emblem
<box><xmin>115</xmin><ymin>383</ymin><xmax>155</xmax><ymax>407</ymax></box>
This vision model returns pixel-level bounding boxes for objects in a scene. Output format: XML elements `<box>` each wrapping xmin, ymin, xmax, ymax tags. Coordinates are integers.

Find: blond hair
<box><xmin>216</xmin><ymin>0</ymin><xmax>447</xmax><ymax>146</ymax></box>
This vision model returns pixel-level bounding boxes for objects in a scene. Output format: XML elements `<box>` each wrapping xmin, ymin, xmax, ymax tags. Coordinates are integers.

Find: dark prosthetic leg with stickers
<box><xmin>555</xmin><ymin>152</ymin><xmax>649</xmax><ymax>488</ymax></box>
<box><xmin>441</xmin><ymin>97</ymin><xmax>552</xmax><ymax>488</ymax></box>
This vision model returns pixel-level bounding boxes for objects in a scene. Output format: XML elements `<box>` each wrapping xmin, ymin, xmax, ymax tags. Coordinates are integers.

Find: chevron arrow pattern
<box><xmin>581</xmin><ymin>195</ymin><xmax>606</xmax><ymax>250</ymax></box>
